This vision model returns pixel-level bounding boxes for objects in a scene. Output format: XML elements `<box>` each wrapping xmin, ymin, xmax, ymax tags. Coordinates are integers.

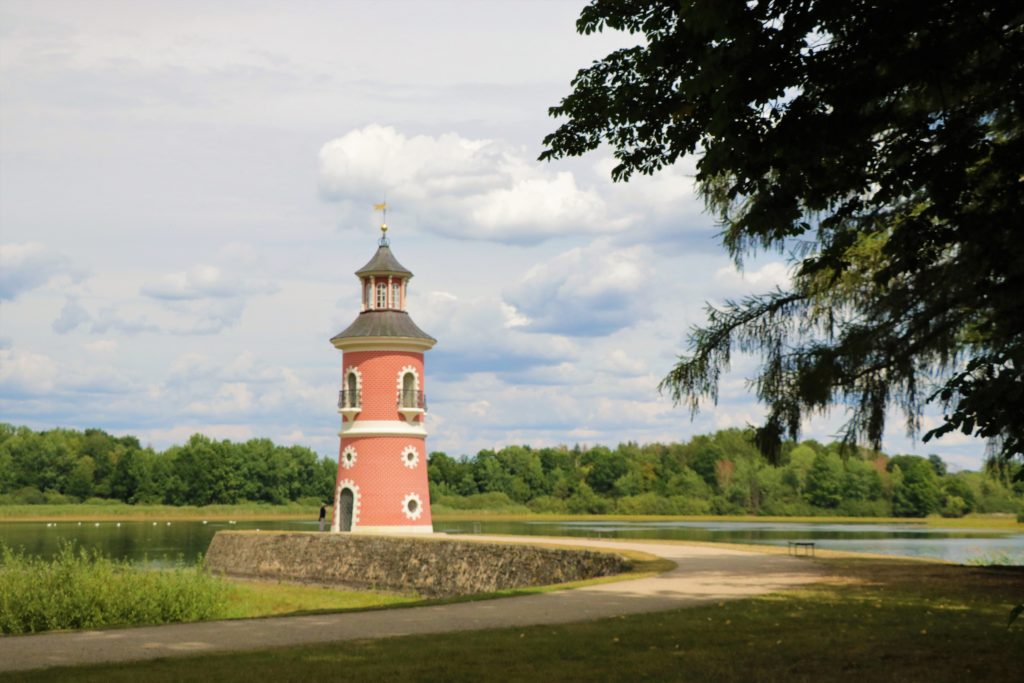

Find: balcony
<box><xmin>337</xmin><ymin>390</ymin><xmax>361</xmax><ymax>420</ymax></box>
<box><xmin>397</xmin><ymin>390</ymin><xmax>426</xmax><ymax>421</ymax></box>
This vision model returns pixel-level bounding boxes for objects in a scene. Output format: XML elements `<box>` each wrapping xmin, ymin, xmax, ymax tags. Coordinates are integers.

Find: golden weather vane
<box><xmin>374</xmin><ymin>202</ymin><xmax>388</xmax><ymax>235</ymax></box>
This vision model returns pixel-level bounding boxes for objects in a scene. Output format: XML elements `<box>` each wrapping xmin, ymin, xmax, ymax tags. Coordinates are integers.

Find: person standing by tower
<box><xmin>319</xmin><ymin>503</ymin><xmax>327</xmax><ymax>532</ymax></box>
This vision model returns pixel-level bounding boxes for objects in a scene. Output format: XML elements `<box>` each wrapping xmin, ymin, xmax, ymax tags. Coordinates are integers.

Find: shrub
<box><xmin>615</xmin><ymin>493</ymin><xmax>676</xmax><ymax>515</ymax></box>
<box><xmin>9</xmin><ymin>486</ymin><xmax>45</xmax><ymax>505</ymax></box>
<box><xmin>527</xmin><ymin>496</ymin><xmax>569</xmax><ymax>514</ymax></box>
<box><xmin>0</xmin><ymin>542</ymin><xmax>227</xmax><ymax>634</ymax></box>
<box><xmin>835</xmin><ymin>499</ymin><xmax>892</xmax><ymax>517</ymax></box>
<box><xmin>434</xmin><ymin>492</ymin><xmax>529</xmax><ymax>512</ymax></box>
<box><xmin>666</xmin><ymin>495</ymin><xmax>712</xmax><ymax>515</ymax></box>
<box><xmin>941</xmin><ymin>496</ymin><xmax>969</xmax><ymax>518</ymax></box>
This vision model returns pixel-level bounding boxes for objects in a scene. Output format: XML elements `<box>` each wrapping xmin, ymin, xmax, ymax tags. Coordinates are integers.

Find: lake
<box><xmin>1</xmin><ymin>518</ymin><xmax>1022</xmax><ymax>565</ymax></box>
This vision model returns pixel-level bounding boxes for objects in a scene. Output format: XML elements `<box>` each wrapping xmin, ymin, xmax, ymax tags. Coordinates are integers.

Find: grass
<box><xmin>0</xmin><ymin>503</ymin><xmax>314</xmax><ymax>522</ymax></box>
<box><xmin>0</xmin><ymin>536</ymin><xmax>660</xmax><ymax>634</ymax></box>
<box><xmin>0</xmin><ymin>543</ymin><xmax>227</xmax><ymax>634</ymax></box>
<box><xmin>3</xmin><ymin>504</ymin><xmax>1020</xmax><ymax>531</ymax></box>
<box><xmin>434</xmin><ymin>510</ymin><xmax>1024</xmax><ymax>530</ymax></box>
<box><xmin>6</xmin><ymin>556</ymin><xmax>1021</xmax><ymax>682</ymax></box>
<box><xmin>217</xmin><ymin>579</ymin><xmax>417</xmax><ymax>619</ymax></box>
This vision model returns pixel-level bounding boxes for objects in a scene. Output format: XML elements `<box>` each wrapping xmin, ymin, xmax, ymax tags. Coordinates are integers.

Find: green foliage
<box><xmin>805</xmin><ymin>453</ymin><xmax>844</xmax><ymax>508</ymax></box>
<box><xmin>433</xmin><ymin>492</ymin><xmax>528</xmax><ymax>513</ymax></box>
<box><xmin>427</xmin><ymin>429</ymin><xmax>1022</xmax><ymax>518</ymax></box>
<box><xmin>0</xmin><ymin>425</ymin><xmax>335</xmax><ymax>507</ymax></box>
<box><xmin>0</xmin><ymin>542</ymin><xmax>226</xmax><ymax>634</ymax></box>
<box><xmin>542</xmin><ymin>0</ymin><xmax>1024</xmax><ymax>467</ymax></box>
<box><xmin>890</xmin><ymin>457</ymin><xmax>942</xmax><ymax>518</ymax></box>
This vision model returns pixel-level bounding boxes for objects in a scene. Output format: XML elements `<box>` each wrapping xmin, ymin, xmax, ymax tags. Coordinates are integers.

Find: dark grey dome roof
<box><xmin>331</xmin><ymin>310</ymin><xmax>435</xmax><ymax>342</ymax></box>
<box><xmin>354</xmin><ymin>245</ymin><xmax>412</xmax><ymax>277</ymax></box>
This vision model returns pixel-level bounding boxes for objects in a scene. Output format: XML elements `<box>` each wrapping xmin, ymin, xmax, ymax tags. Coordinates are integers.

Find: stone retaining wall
<box><xmin>204</xmin><ymin>531</ymin><xmax>629</xmax><ymax>598</ymax></box>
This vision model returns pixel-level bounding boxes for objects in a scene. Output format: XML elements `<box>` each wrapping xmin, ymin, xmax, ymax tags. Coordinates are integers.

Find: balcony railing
<box><xmin>397</xmin><ymin>390</ymin><xmax>426</xmax><ymax>411</ymax></box>
<box><xmin>338</xmin><ymin>390</ymin><xmax>361</xmax><ymax>410</ymax></box>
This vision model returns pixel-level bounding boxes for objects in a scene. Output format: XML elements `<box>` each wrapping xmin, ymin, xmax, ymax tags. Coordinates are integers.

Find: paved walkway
<box><xmin>0</xmin><ymin>536</ymin><xmax>824</xmax><ymax>673</ymax></box>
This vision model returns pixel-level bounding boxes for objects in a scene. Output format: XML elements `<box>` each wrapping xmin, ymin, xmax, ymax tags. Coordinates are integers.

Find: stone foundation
<box><xmin>204</xmin><ymin>531</ymin><xmax>630</xmax><ymax>598</ymax></box>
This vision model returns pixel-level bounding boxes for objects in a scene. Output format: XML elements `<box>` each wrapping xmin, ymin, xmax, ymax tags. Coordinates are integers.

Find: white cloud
<box><xmin>0</xmin><ymin>243</ymin><xmax>83</xmax><ymax>300</ymax></box>
<box><xmin>412</xmin><ymin>289</ymin><xmax>577</xmax><ymax>376</ymax></box>
<box><xmin>141</xmin><ymin>265</ymin><xmax>277</xmax><ymax>300</ymax></box>
<box><xmin>52</xmin><ymin>297</ymin><xmax>91</xmax><ymax>334</ymax></box>
<box><xmin>0</xmin><ymin>348</ymin><xmax>58</xmax><ymax>396</ymax></box>
<box><xmin>319</xmin><ymin>125</ymin><xmax>628</xmax><ymax>244</ymax></box>
<box><xmin>85</xmin><ymin>340</ymin><xmax>118</xmax><ymax>353</ymax></box>
<box><xmin>713</xmin><ymin>261</ymin><xmax>792</xmax><ymax>296</ymax></box>
<box><xmin>504</xmin><ymin>239</ymin><xmax>651</xmax><ymax>336</ymax></box>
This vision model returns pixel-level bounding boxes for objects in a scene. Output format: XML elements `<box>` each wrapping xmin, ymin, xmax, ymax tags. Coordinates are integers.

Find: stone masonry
<box><xmin>204</xmin><ymin>531</ymin><xmax>630</xmax><ymax>598</ymax></box>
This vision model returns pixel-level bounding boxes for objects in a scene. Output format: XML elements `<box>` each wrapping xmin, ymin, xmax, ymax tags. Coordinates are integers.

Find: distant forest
<box><xmin>1</xmin><ymin>424</ymin><xmax>1021</xmax><ymax>518</ymax></box>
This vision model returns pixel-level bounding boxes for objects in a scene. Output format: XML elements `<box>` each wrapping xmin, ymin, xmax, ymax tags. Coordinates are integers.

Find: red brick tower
<box><xmin>330</xmin><ymin>217</ymin><xmax>436</xmax><ymax>533</ymax></box>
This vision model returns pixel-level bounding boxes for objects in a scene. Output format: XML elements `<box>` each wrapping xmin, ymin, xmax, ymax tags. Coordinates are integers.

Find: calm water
<box><xmin>1</xmin><ymin>519</ymin><xmax>1021</xmax><ymax>565</ymax></box>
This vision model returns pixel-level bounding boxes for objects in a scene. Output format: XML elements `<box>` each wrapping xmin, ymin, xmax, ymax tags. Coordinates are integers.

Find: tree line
<box><xmin>428</xmin><ymin>429</ymin><xmax>1023</xmax><ymax>518</ymax></box>
<box><xmin>2</xmin><ymin>424</ymin><xmax>1021</xmax><ymax>518</ymax></box>
<box><xmin>0</xmin><ymin>424</ymin><xmax>335</xmax><ymax>506</ymax></box>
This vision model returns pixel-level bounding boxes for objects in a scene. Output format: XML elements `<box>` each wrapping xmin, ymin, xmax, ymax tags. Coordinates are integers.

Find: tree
<box><xmin>805</xmin><ymin>452</ymin><xmax>844</xmax><ymax>508</ymax></box>
<box><xmin>890</xmin><ymin>457</ymin><xmax>942</xmax><ymax>517</ymax></box>
<box><xmin>541</xmin><ymin>0</ymin><xmax>1024</xmax><ymax>466</ymax></box>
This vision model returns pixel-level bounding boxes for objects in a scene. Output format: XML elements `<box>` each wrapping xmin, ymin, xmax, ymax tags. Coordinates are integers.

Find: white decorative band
<box><xmin>331</xmin><ymin>337</ymin><xmax>435</xmax><ymax>353</ymax></box>
<box><xmin>340</xmin><ymin>419</ymin><xmax>427</xmax><ymax>437</ymax></box>
<box><xmin>349</xmin><ymin>525</ymin><xmax>434</xmax><ymax>534</ymax></box>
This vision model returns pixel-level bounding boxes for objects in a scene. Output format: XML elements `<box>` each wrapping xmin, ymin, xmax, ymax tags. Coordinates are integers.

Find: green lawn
<box><xmin>6</xmin><ymin>557</ymin><xmax>1021</xmax><ymax>682</ymax></box>
<box><xmin>0</xmin><ymin>503</ymin><xmax>313</xmax><ymax>522</ymax></box>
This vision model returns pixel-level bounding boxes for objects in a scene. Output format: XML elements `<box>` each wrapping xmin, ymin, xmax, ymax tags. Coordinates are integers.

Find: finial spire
<box><xmin>373</xmin><ymin>202</ymin><xmax>390</xmax><ymax>246</ymax></box>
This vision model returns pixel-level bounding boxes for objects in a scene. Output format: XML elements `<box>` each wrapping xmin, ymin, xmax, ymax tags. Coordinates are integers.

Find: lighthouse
<box><xmin>329</xmin><ymin>216</ymin><xmax>436</xmax><ymax>533</ymax></box>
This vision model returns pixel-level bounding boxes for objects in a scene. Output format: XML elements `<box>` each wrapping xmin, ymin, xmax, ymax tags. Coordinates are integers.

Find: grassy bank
<box><xmin>0</xmin><ymin>503</ymin><xmax>315</xmax><ymax>522</ymax></box>
<box><xmin>0</xmin><ymin>544</ymin><xmax>227</xmax><ymax>634</ymax></box>
<box><xmin>0</xmin><ymin>543</ymin><xmax>421</xmax><ymax>634</ymax></box>
<box><xmin>8</xmin><ymin>556</ymin><xmax>1021</xmax><ymax>682</ymax></box>
<box><xmin>4</xmin><ymin>503</ymin><xmax>1020</xmax><ymax>531</ymax></box>
<box><xmin>434</xmin><ymin>510</ymin><xmax>1024</xmax><ymax>531</ymax></box>
<box><xmin>0</xmin><ymin>539</ymin><xmax>662</xmax><ymax>635</ymax></box>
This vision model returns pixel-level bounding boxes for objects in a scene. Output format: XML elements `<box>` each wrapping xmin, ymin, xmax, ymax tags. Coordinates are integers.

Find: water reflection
<box><xmin>1</xmin><ymin>519</ymin><xmax>1021</xmax><ymax>565</ymax></box>
<box><xmin>0</xmin><ymin>520</ymin><xmax>317</xmax><ymax>567</ymax></box>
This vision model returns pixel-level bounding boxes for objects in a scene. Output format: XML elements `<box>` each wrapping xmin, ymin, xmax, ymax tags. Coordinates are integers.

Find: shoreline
<box><xmin>0</xmin><ymin>504</ymin><xmax>1019</xmax><ymax>531</ymax></box>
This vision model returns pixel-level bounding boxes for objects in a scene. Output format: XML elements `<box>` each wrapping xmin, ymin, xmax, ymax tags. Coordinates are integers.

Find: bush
<box><xmin>941</xmin><ymin>495</ymin><xmax>968</xmax><ymax>518</ymax></box>
<box><xmin>615</xmin><ymin>493</ymin><xmax>676</xmax><ymax>515</ymax></box>
<box><xmin>759</xmin><ymin>500</ymin><xmax>818</xmax><ymax>516</ymax></box>
<box><xmin>666</xmin><ymin>496</ymin><xmax>712</xmax><ymax>515</ymax></box>
<box><xmin>434</xmin><ymin>492</ymin><xmax>529</xmax><ymax>512</ymax></box>
<box><xmin>0</xmin><ymin>542</ymin><xmax>228</xmax><ymax>634</ymax></box>
<box><xmin>84</xmin><ymin>497</ymin><xmax>124</xmax><ymax>506</ymax></box>
<box><xmin>835</xmin><ymin>499</ymin><xmax>893</xmax><ymax>517</ymax></box>
<box><xmin>527</xmin><ymin>496</ymin><xmax>569</xmax><ymax>514</ymax></box>
<box><xmin>9</xmin><ymin>486</ymin><xmax>46</xmax><ymax>505</ymax></box>
<box><xmin>43</xmin><ymin>490</ymin><xmax>74</xmax><ymax>505</ymax></box>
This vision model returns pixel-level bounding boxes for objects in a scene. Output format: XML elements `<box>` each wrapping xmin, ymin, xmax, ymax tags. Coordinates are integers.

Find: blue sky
<box><xmin>0</xmin><ymin>0</ymin><xmax>989</xmax><ymax>469</ymax></box>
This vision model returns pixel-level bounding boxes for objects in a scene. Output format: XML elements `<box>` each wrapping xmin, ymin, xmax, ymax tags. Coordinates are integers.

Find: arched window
<box><xmin>392</xmin><ymin>281</ymin><xmax>401</xmax><ymax>309</ymax></box>
<box><xmin>401</xmin><ymin>372</ymin><xmax>416</xmax><ymax>407</ymax></box>
<box><xmin>346</xmin><ymin>372</ymin><xmax>358</xmax><ymax>407</ymax></box>
<box><xmin>376</xmin><ymin>283</ymin><xmax>387</xmax><ymax>308</ymax></box>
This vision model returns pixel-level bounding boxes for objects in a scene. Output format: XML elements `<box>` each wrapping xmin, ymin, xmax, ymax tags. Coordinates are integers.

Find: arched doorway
<box><xmin>339</xmin><ymin>488</ymin><xmax>354</xmax><ymax>532</ymax></box>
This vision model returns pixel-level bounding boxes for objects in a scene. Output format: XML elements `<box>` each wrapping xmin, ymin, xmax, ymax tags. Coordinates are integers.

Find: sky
<box><xmin>0</xmin><ymin>0</ymin><xmax>989</xmax><ymax>470</ymax></box>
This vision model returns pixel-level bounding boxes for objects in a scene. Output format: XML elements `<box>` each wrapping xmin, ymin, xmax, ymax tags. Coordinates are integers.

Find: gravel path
<box><xmin>0</xmin><ymin>536</ymin><xmax>824</xmax><ymax>673</ymax></box>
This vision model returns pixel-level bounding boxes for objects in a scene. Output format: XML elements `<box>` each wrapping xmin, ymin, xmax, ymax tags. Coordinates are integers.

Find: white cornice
<box><xmin>350</xmin><ymin>525</ymin><xmax>434</xmax><ymax>534</ymax></box>
<box><xmin>340</xmin><ymin>419</ymin><xmax>428</xmax><ymax>438</ymax></box>
<box><xmin>331</xmin><ymin>336</ymin><xmax>436</xmax><ymax>353</ymax></box>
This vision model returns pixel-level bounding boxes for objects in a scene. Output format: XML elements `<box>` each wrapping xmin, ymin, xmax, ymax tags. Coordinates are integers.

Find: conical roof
<box><xmin>331</xmin><ymin>310</ymin><xmax>435</xmax><ymax>343</ymax></box>
<box><xmin>355</xmin><ymin>244</ymin><xmax>412</xmax><ymax>277</ymax></box>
